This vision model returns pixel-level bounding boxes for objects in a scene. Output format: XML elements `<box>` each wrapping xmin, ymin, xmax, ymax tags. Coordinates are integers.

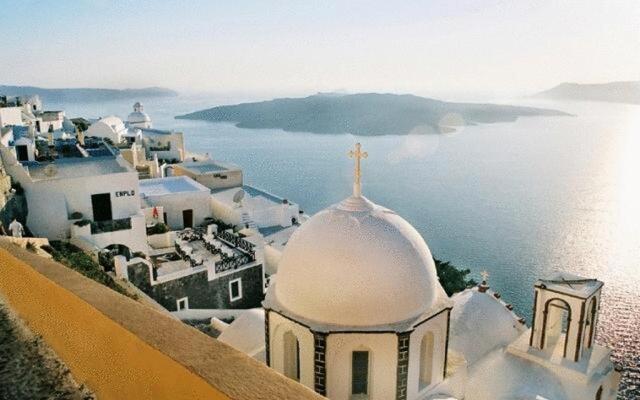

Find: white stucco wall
<box><xmin>1</xmin><ymin>127</ymin><xmax>14</xmax><ymax>147</ymax></box>
<box><xmin>86</xmin><ymin>118</ymin><xmax>125</xmax><ymax>143</ymax></box>
<box><xmin>210</xmin><ymin>194</ymin><xmax>300</xmax><ymax>229</ymax></box>
<box><xmin>36</xmin><ymin>118</ymin><xmax>63</xmax><ymax>133</ymax></box>
<box><xmin>23</xmin><ymin>170</ymin><xmax>141</xmax><ymax>240</ymax></box>
<box><xmin>268</xmin><ymin>312</ymin><xmax>316</xmax><ymax>389</ymax></box>
<box><xmin>0</xmin><ymin>107</ymin><xmax>23</xmax><ymax>127</ymax></box>
<box><xmin>142</xmin><ymin>131</ymin><xmax>185</xmax><ymax>162</ymax></box>
<box><xmin>325</xmin><ymin>332</ymin><xmax>398</xmax><ymax>400</ymax></box>
<box><xmin>11</xmin><ymin>138</ymin><xmax>36</xmax><ymax>162</ymax></box>
<box><xmin>70</xmin><ymin>212</ymin><xmax>148</xmax><ymax>254</ymax></box>
<box><xmin>406</xmin><ymin>310</ymin><xmax>450</xmax><ymax>399</ymax></box>
<box><xmin>210</xmin><ymin>197</ymin><xmax>242</xmax><ymax>226</ymax></box>
<box><xmin>173</xmin><ymin>167</ymin><xmax>243</xmax><ymax>190</ymax></box>
<box><xmin>142</xmin><ymin>190</ymin><xmax>211</xmax><ymax>230</ymax></box>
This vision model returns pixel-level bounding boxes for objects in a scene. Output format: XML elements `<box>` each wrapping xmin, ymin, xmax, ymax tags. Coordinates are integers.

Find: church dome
<box><xmin>273</xmin><ymin>194</ymin><xmax>443</xmax><ymax>327</ymax></box>
<box><xmin>127</xmin><ymin>102</ymin><xmax>151</xmax><ymax>126</ymax></box>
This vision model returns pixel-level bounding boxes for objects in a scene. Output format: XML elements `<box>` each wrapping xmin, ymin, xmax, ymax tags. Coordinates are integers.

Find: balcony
<box><xmin>70</xmin><ymin>213</ymin><xmax>148</xmax><ymax>255</ymax></box>
<box><xmin>90</xmin><ymin>217</ymin><xmax>132</xmax><ymax>234</ymax></box>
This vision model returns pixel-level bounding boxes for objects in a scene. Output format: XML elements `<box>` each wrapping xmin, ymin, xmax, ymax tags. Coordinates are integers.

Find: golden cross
<box><xmin>348</xmin><ymin>143</ymin><xmax>368</xmax><ymax>197</ymax></box>
<box><xmin>481</xmin><ymin>270</ymin><xmax>490</xmax><ymax>283</ymax></box>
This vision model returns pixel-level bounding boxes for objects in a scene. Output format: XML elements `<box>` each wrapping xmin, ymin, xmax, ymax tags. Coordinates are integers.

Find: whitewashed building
<box><xmin>86</xmin><ymin>115</ymin><xmax>128</xmax><ymax>143</ymax></box>
<box><xmin>123</xmin><ymin>227</ymin><xmax>266</xmax><ymax>312</ymax></box>
<box><xmin>219</xmin><ymin>144</ymin><xmax>621</xmax><ymax>400</ymax></box>
<box><xmin>127</xmin><ymin>102</ymin><xmax>152</xmax><ymax>129</ymax></box>
<box><xmin>0</xmin><ymin>106</ymin><xmax>23</xmax><ymax>128</ymax></box>
<box><xmin>139</xmin><ymin>128</ymin><xmax>185</xmax><ymax>163</ymax></box>
<box><xmin>0</xmin><ymin>145</ymin><xmax>147</xmax><ymax>255</ymax></box>
<box><xmin>171</xmin><ymin>159</ymin><xmax>243</xmax><ymax>190</ymax></box>
<box><xmin>211</xmin><ymin>185</ymin><xmax>300</xmax><ymax>230</ymax></box>
<box><xmin>139</xmin><ymin>176</ymin><xmax>211</xmax><ymax>230</ymax></box>
<box><xmin>34</xmin><ymin>110</ymin><xmax>65</xmax><ymax>133</ymax></box>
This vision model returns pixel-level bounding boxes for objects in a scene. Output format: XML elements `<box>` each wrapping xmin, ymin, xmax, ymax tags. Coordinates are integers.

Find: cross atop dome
<box><xmin>348</xmin><ymin>142</ymin><xmax>368</xmax><ymax>197</ymax></box>
<box><xmin>479</xmin><ymin>270</ymin><xmax>490</xmax><ymax>292</ymax></box>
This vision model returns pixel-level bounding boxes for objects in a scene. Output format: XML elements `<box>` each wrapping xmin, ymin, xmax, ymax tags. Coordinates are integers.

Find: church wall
<box><xmin>406</xmin><ymin>309</ymin><xmax>450</xmax><ymax>400</ymax></box>
<box><xmin>531</xmin><ymin>288</ymin><xmax>593</xmax><ymax>361</ymax></box>
<box><xmin>268</xmin><ymin>312</ymin><xmax>315</xmax><ymax>389</ymax></box>
<box><xmin>325</xmin><ymin>332</ymin><xmax>398</xmax><ymax>400</ymax></box>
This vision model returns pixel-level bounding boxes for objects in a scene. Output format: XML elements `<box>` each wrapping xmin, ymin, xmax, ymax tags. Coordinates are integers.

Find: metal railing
<box><xmin>90</xmin><ymin>217</ymin><xmax>132</xmax><ymax>234</ymax></box>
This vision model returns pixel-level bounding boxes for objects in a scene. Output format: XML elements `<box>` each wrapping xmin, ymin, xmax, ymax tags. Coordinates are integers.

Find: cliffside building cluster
<box><xmin>0</xmin><ymin>97</ymin><xmax>301</xmax><ymax>312</ymax></box>
<box><xmin>0</xmin><ymin>96</ymin><xmax>621</xmax><ymax>399</ymax></box>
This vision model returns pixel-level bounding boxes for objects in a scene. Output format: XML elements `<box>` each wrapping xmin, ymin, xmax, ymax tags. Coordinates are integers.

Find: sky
<box><xmin>1</xmin><ymin>0</ymin><xmax>639</xmax><ymax>99</ymax></box>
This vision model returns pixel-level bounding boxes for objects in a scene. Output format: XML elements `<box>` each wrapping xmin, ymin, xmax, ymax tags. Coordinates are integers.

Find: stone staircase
<box><xmin>136</xmin><ymin>165</ymin><xmax>151</xmax><ymax>180</ymax></box>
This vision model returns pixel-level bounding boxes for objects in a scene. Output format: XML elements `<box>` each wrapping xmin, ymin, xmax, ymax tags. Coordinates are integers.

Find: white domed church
<box><xmin>219</xmin><ymin>144</ymin><xmax>621</xmax><ymax>400</ymax></box>
<box><xmin>127</xmin><ymin>102</ymin><xmax>152</xmax><ymax>129</ymax></box>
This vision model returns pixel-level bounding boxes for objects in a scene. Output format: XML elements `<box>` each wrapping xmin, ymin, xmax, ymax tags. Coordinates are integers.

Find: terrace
<box><xmin>154</xmin><ymin>227</ymin><xmax>256</xmax><ymax>281</ymax></box>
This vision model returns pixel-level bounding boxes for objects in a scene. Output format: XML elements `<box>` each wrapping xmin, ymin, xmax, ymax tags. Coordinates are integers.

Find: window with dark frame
<box><xmin>230</xmin><ymin>278</ymin><xmax>242</xmax><ymax>301</ymax></box>
<box><xmin>352</xmin><ymin>351</ymin><xmax>369</xmax><ymax>395</ymax></box>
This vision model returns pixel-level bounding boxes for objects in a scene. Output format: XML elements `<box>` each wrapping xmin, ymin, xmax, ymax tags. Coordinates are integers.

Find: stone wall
<box><xmin>128</xmin><ymin>263</ymin><xmax>264</xmax><ymax>311</ymax></box>
<box><xmin>396</xmin><ymin>332</ymin><xmax>411</xmax><ymax>400</ymax></box>
<box><xmin>313</xmin><ymin>331</ymin><xmax>327</xmax><ymax>396</ymax></box>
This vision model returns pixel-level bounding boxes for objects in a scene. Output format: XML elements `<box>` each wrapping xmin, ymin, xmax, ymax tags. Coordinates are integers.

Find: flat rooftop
<box><xmin>535</xmin><ymin>272</ymin><xmax>603</xmax><ymax>298</ymax></box>
<box><xmin>177</xmin><ymin>160</ymin><xmax>240</xmax><ymax>175</ymax></box>
<box><xmin>212</xmin><ymin>185</ymin><xmax>291</xmax><ymax>206</ymax></box>
<box><xmin>140</xmin><ymin>128</ymin><xmax>176</xmax><ymax>136</ymax></box>
<box><xmin>26</xmin><ymin>157</ymin><xmax>130</xmax><ymax>181</ymax></box>
<box><xmin>139</xmin><ymin>176</ymin><xmax>209</xmax><ymax>197</ymax></box>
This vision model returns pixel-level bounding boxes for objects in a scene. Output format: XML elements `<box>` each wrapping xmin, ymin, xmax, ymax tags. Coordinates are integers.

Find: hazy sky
<box><xmin>1</xmin><ymin>0</ymin><xmax>639</xmax><ymax>98</ymax></box>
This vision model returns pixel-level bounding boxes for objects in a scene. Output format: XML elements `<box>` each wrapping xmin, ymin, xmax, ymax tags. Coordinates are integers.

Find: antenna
<box><xmin>232</xmin><ymin>189</ymin><xmax>245</xmax><ymax>206</ymax></box>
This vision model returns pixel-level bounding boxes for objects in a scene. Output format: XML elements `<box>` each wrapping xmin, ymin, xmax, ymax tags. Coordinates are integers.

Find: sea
<box><xmin>48</xmin><ymin>93</ymin><xmax>639</xmax><ymax>398</ymax></box>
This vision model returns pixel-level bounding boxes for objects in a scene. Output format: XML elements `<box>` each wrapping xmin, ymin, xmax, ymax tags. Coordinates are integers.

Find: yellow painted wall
<box><xmin>0</xmin><ymin>246</ymin><xmax>230</xmax><ymax>400</ymax></box>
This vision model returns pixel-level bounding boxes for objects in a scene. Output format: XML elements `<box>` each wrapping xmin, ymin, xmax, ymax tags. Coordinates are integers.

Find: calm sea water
<box><xmin>51</xmin><ymin>95</ymin><xmax>640</xmax><ymax>398</ymax></box>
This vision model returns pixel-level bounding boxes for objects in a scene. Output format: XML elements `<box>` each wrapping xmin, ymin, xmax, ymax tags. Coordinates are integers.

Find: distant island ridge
<box><xmin>176</xmin><ymin>92</ymin><xmax>570</xmax><ymax>136</ymax></box>
<box><xmin>533</xmin><ymin>81</ymin><xmax>640</xmax><ymax>104</ymax></box>
<box><xmin>0</xmin><ymin>85</ymin><xmax>177</xmax><ymax>103</ymax></box>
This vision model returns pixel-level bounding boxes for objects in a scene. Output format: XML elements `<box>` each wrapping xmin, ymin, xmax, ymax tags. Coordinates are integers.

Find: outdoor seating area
<box><xmin>166</xmin><ymin>228</ymin><xmax>256</xmax><ymax>276</ymax></box>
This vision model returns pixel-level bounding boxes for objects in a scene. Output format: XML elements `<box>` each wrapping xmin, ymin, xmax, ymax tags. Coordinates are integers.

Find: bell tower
<box><xmin>529</xmin><ymin>273</ymin><xmax>603</xmax><ymax>362</ymax></box>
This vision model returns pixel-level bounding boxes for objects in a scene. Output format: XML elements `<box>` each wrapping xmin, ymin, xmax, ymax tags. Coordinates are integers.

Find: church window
<box><xmin>229</xmin><ymin>278</ymin><xmax>243</xmax><ymax>301</ymax></box>
<box><xmin>351</xmin><ymin>351</ymin><xmax>369</xmax><ymax>396</ymax></box>
<box><xmin>283</xmin><ymin>331</ymin><xmax>300</xmax><ymax>381</ymax></box>
<box><xmin>419</xmin><ymin>332</ymin><xmax>434</xmax><ymax>389</ymax></box>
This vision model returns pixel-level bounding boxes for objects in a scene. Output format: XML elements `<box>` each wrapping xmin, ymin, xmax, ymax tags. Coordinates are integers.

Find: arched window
<box><xmin>351</xmin><ymin>350</ymin><xmax>370</xmax><ymax>396</ymax></box>
<box><xmin>283</xmin><ymin>331</ymin><xmax>300</xmax><ymax>381</ymax></box>
<box><xmin>541</xmin><ymin>298</ymin><xmax>572</xmax><ymax>357</ymax></box>
<box><xmin>595</xmin><ymin>385</ymin><xmax>603</xmax><ymax>400</ymax></box>
<box><xmin>419</xmin><ymin>332</ymin><xmax>435</xmax><ymax>390</ymax></box>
